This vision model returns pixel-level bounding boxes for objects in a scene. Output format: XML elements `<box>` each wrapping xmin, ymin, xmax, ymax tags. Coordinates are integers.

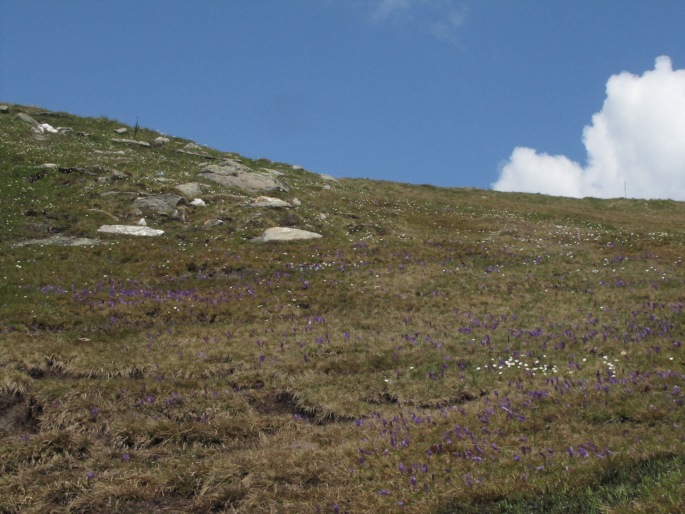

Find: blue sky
<box><xmin>2</xmin><ymin>1</ymin><xmax>685</xmax><ymax>198</ymax></box>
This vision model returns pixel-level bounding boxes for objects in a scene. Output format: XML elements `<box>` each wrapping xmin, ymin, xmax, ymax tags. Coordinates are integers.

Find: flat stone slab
<box><xmin>249</xmin><ymin>196</ymin><xmax>292</xmax><ymax>208</ymax></box>
<box><xmin>251</xmin><ymin>227</ymin><xmax>322</xmax><ymax>243</ymax></box>
<box><xmin>97</xmin><ymin>225</ymin><xmax>164</xmax><ymax>237</ymax></box>
<box><xmin>112</xmin><ymin>138</ymin><xmax>151</xmax><ymax>148</ymax></box>
<box><xmin>13</xmin><ymin>235</ymin><xmax>101</xmax><ymax>247</ymax></box>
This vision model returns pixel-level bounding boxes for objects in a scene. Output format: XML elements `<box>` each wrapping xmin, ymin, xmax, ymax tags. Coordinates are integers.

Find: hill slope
<box><xmin>1</xmin><ymin>103</ymin><xmax>685</xmax><ymax>513</ymax></box>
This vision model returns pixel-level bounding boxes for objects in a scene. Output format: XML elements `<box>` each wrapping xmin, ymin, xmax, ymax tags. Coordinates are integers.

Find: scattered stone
<box><xmin>203</xmin><ymin>219</ymin><xmax>224</xmax><ymax>227</ymax></box>
<box><xmin>101</xmin><ymin>191</ymin><xmax>140</xmax><ymax>197</ymax></box>
<box><xmin>37</xmin><ymin>163</ymin><xmax>58</xmax><ymax>170</ymax></box>
<box><xmin>190</xmin><ymin>198</ymin><xmax>207</xmax><ymax>207</ymax></box>
<box><xmin>323</xmin><ymin>184</ymin><xmax>332</xmax><ymax>190</ymax></box>
<box><xmin>177</xmin><ymin>142</ymin><xmax>216</xmax><ymax>158</ymax></box>
<box><xmin>56</xmin><ymin>127</ymin><xmax>73</xmax><ymax>135</ymax></box>
<box><xmin>97</xmin><ymin>176</ymin><xmax>110</xmax><ymax>184</ymax></box>
<box><xmin>292</xmin><ymin>198</ymin><xmax>302</xmax><ymax>206</ymax></box>
<box><xmin>251</xmin><ymin>227</ymin><xmax>322</xmax><ymax>243</ymax></box>
<box><xmin>16</xmin><ymin>112</ymin><xmax>39</xmax><ymax>126</ymax></box>
<box><xmin>136</xmin><ymin>218</ymin><xmax>147</xmax><ymax>226</ymax></box>
<box><xmin>13</xmin><ymin>235</ymin><xmax>101</xmax><ymax>247</ymax></box>
<box><xmin>175</xmin><ymin>182</ymin><xmax>204</xmax><ymax>197</ymax></box>
<box><xmin>132</xmin><ymin>194</ymin><xmax>185</xmax><ymax>216</ymax></box>
<box><xmin>292</xmin><ymin>165</ymin><xmax>303</xmax><ymax>170</ymax></box>
<box><xmin>0</xmin><ymin>105</ymin><xmax>9</xmax><ymax>114</ymax></box>
<box><xmin>152</xmin><ymin>177</ymin><xmax>173</xmax><ymax>183</ymax></box>
<box><xmin>153</xmin><ymin>136</ymin><xmax>170</xmax><ymax>146</ymax></box>
<box><xmin>200</xmin><ymin>159</ymin><xmax>288</xmax><ymax>193</ymax></box>
<box><xmin>111</xmin><ymin>169</ymin><xmax>129</xmax><ymax>180</ymax></box>
<box><xmin>98</xmin><ymin>225</ymin><xmax>164</xmax><ymax>237</ymax></box>
<box><xmin>249</xmin><ymin>196</ymin><xmax>291</xmax><ymax>208</ymax></box>
<box><xmin>112</xmin><ymin>138</ymin><xmax>151</xmax><ymax>148</ymax></box>
<box><xmin>114</xmin><ymin>127</ymin><xmax>128</xmax><ymax>134</ymax></box>
<box><xmin>319</xmin><ymin>173</ymin><xmax>338</xmax><ymax>183</ymax></box>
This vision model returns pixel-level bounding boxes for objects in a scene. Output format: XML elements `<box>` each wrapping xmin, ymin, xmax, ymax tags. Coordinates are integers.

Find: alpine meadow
<box><xmin>1</xmin><ymin>104</ymin><xmax>684</xmax><ymax>513</ymax></box>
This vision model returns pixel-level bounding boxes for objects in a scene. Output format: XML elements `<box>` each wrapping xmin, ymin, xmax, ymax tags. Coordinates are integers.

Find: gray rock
<box><xmin>249</xmin><ymin>196</ymin><xmax>291</xmax><ymax>208</ymax></box>
<box><xmin>37</xmin><ymin>163</ymin><xmax>59</xmax><ymax>170</ymax></box>
<box><xmin>101</xmin><ymin>191</ymin><xmax>140</xmax><ymax>197</ymax></box>
<box><xmin>200</xmin><ymin>159</ymin><xmax>288</xmax><ymax>193</ymax></box>
<box><xmin>251</xmin><ymin>227</ymin><xmax>322</xmax><ymax>243</ymax></box>
<box><xmin>98</xmin><ymin>225</ymin><xmax>164</xmax><ymax>237</ymax></box>
<box><xmin>112</xmin><ymin>138</ymin><xmax>151</xmax><ymax>148</ymax></box>
<box><xmin>177</xmin><ymin>142</ymin><xmax>215</xmax><ymax>158</ymax></box>
<box><xmin>189</xmin><ymin>198</ymin><xmax>206</xmax><ymax>207</ymax></box>
<box><xmin>319</xmin><ymin>173</ymin><xmax>338</xmax><ymax>183</ymax></box>
<box><xmin>13</xmin><ymin>235</ymin><xmax>101</xmax><ymax>247</ymax></box>
<box><xmin>111</xmin><ymin>169</ymin><xmax>129</xmax><ymax>180</ymax></box>
<box><xmin>132</xmin><ymin>194</ymin><xmax>185</xmax><ymax>215</ymax></box>
<box><xmin>203</xmin><ymin>219</ymin><xmax>224</xmax><ymax>227</ymax></box>
<box><xmin>175</xmin><ymin>182</ymin><xmax>204</xmax><ymax>197</ymax></box>
<box><xmin>153</xmin><ymin>136</ymin><xmax>170</xmax><ymax>146</ymax></box>
<box><xmin>202</xmin><ymin>159</ymin><xmax>252</xmax><ymax>175</ymax></box>
<box><xmin>114</xmin><ymin>127</ymin><xmax>128</xmax><ymax>134</ymax></box>
<box><xmin>0</xmin><ymin>105</ymin><xmax>9</xmax><ymax>113</ymax></box>
<box><xmin>16</xmin><ymin>113</ymin><xmax>39</xmax><ymax>126</ymax></box>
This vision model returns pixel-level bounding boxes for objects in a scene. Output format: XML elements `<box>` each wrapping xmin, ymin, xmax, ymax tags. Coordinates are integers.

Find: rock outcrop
<box><xmin>251</xmin><ymin>227</ymin><xmax>322</xmax><ymax>243</ymax></box>
<box><xmin>200</xmin><ymin>159</ymin><xmax>288</xmax><ymax>193</ymax></box>
<box><xmin>132</xmin><ymin>195</ymin><xmax>185</xmax><ymax>216</ymax></box>
<box><xmin>97</xmin><ymin>225</ymin><xmax>164</xmax><ymax>236</ymax></box>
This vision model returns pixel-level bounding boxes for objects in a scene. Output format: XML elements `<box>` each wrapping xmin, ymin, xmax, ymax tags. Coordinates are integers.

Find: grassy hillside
<box><xmin>1</xmin><ymin>103</ymin><xmax>684</xmax><ymax>513</ymax></box>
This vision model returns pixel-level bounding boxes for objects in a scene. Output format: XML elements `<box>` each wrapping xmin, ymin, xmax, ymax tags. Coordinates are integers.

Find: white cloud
<box><xmin>372</xmin><ymin>0</ymin><xmax>412</xmax><ymax>22</ymax></box>
<box><xmin>370</xmin><ymin>0</ymin><xmax>468</xmax><ymax>42</ymax></box>
<box><xmin>493</xmin><ymin>56</ymin><xmax>685</xmax><ymax>200</ymax></box>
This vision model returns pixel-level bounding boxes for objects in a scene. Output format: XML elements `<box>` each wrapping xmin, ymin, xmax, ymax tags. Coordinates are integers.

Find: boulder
<box><xmin>200</xmin><ymin>159</ymin><xmax>288</xmax><ymax>193</ymax></box>
<box><xmin>16</xmin><ymin>113</ymin><xmax>39</xmax><ymax>126</ymax></box>
<box><xmin>249</xmin><ymin>196</ymin><xmax>291</xmax><ymax>208</ymax></box>
<box><xmin>153</xmin><ymin>136</ymin><xmax>170</xmax><ymax>146</ymax></box>
<box><xmin>319</xmin><ymin>173</ymin><xmax>338</xmax><ymax>183</ymax></box>
<box><xmin>175</xmin><ymin>182</ymin><xmax>204</xmax><ymax>197</ymax></box>
<box><xmin>132</xmin><ymin>194</ymin><xmax>185</xmax><ymax>215</ymax></box>
<box><xmin>97</xmin><ymin>225</ymin><xmax>164</xmax><ymax>237</ymax></box>
<box><xmin>251</xmin><ymin>227</ymin><xmax>322</xmax><ymax>243</ymax></box>
<box><xmin>0</xmin><ymin>105</ymin><xmax>9</xmax><ymax>114</ymax></box>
